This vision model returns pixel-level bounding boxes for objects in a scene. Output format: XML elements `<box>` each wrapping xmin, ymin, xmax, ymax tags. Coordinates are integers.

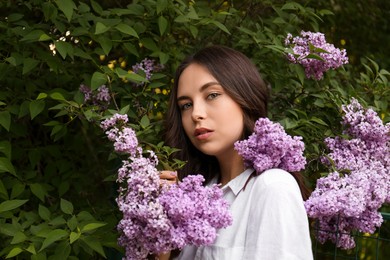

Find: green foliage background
<box><xmin>0</xmin><ymin>0</ymin><xmax>388</xmax><ymax>259</ymax></box>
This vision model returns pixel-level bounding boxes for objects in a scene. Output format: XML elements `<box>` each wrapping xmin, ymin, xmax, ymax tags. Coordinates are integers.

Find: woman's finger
<box><xmin>159</xmin><ymin>171</ymin><xmax>177</xmax><ymax>181</ymax></box>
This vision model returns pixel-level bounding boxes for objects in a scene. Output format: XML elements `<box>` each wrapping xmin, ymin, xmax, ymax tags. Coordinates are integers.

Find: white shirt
<box><xmin>176</xmin><ymin>168</ymin><xmax>313</xmax><ymax>260</ymax></box>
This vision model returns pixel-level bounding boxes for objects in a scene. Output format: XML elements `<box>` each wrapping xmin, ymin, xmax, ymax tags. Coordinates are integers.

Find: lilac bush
<box><xmin>101</xmin><ymin>114</ymin><xmax>232</xmax><ymax>260</ymax></box>
<box><xmin>234</xmin><ymin>117</ymin><xmax>306</xmax><ymax>173</ymax></box>
<box><xmin>285</xmin><ymin>31</ymin><xmax>349</xmax><ymax>80</ymax></box>
<box><xmin>305</xmin><ymin>98</ymin><xmax>390</xmax><ymax>249</ymax></box>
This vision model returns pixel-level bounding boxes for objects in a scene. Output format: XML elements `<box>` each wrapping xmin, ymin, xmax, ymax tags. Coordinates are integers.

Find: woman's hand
<box><xmin>159</xmin><ymin>170</ymin><xmax>178</xmax><ymax>185</ymax></box>
<box><xmin>156</xmin><ymin>251</ymin><xmax>171</xmax><ymax>260</ymax></box>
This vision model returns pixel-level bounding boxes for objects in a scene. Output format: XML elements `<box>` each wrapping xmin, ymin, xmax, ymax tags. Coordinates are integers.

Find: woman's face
<box><xmin>177</xmin><ymin>63</ymin><xmax>244</xmax><ymax>158</ymax></box>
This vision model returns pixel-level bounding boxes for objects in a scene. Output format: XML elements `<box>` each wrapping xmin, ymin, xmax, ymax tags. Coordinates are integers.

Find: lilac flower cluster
<box><xmin>234</xmin><ymin>117</ymin><xmax>306</xmax><ymax>173</ymax></box>
<box><xmin>305</xmin><ymin>98</ymin><xmax>390</xmax><ymax>249</ymax></box>
<box><xmin>159</xmin><ymin>175</ymin><xmax>232</xmax><ymax>248</ymax></box>
<box><xmin>101</xmin><ymin>114</ymin><xmax>232</xmax><ymax>259</ymax></box>
<box><xmin>79</xmin><ymin>84</ymin><xmax>111</xmax><ymax>110</ymax></box>
<box><xmin>132</xmin><ymin>58</ymin><xmax>163</xmax><ymax>86</ymax></box>
<box><xmin>285</xmin><ymin>31</ymin><xmax>349</xmax><ymax>80</ymax></box>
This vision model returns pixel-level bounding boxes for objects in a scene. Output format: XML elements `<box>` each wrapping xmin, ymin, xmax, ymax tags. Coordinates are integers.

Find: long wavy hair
<box><xmin>164</xmin><ymin>45</ymin><xmax>269</xmax><ymax>183</ymax></box>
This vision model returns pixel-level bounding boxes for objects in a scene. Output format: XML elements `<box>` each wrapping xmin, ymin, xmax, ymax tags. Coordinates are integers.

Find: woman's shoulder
<box><xmin>256</xmin><ymin>168</ymin><xmax>296</xmax><ymax>184</ymax></box>
<box><xmin>251</xmin><ymin>168</ymin><xmax>301</xmax><ymax>196</ymax></box>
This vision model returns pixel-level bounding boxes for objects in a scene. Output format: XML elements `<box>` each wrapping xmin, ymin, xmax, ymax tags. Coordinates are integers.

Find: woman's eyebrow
<box><xmin>177</xmin><ymin>81</ymin><xmax>220</xmax><ymax>102</ymax></box>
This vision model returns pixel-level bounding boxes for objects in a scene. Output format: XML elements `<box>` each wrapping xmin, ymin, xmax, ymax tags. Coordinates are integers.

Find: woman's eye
<box><xmin>180</xmin><ymin>102</ymin><xmax>192</xmax><ymax>110</ymax></box>
<box><xmin>207</xmin><ymin>93</ymin><xmax>220</xmax><ymax>100</ymax></box>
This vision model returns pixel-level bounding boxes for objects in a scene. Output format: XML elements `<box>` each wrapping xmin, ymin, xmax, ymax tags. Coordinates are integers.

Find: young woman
<box><xmin>162</xmin><ymin>45</ymin><xmax>313</xmax><ymax>259</ymax></box>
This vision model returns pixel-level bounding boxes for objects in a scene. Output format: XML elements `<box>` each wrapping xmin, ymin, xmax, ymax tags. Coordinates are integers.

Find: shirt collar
<box><xmin>222</xmin><ymin>168</ymin><xmax>255</xmax><ymax>196</ymax></box>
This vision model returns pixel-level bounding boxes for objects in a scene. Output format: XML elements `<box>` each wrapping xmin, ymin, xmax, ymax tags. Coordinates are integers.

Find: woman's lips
<box><xmin>194</xmin><ymin>128</ymin><xmax>213</xmax><ymax>140</ymax></box>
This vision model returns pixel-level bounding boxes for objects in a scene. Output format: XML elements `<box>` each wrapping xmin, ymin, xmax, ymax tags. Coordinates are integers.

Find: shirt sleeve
<box><xmin>243</xmin><ymin>169</ymin><xmax>313</xmax><ymax>260</ymax></box>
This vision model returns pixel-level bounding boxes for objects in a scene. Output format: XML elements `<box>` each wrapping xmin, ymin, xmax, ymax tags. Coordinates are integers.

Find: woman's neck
<box><xmin>217</xmin><ymin>150</ymin><xmax>245</xmax><ymax>186</ymax></box>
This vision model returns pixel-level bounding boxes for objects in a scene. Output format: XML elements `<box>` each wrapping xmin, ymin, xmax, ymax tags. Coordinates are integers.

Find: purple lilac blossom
<box><xmin>285</xmin><ymin>31</ymin><xmax>349</xmax><ymax>80</ymax></box>
<box><xmin>79</xmin><ymin>84</ymin><xmax>111</xmax><ymax>109</ymax></box>
<box><xmin>96</xmin><ymin>85</ymin><xmax>111</xmax><ymax>102</ymax></box>
<box><xmin>159</xmin><ymin>175</ymin><xmax>232</xmax><ymax>248</ymax></box>
<box><xmin>79</xmin><ymin>84</ymin><xmax>92</xmax><ymax>101</ymax></box>
<box><xmin>101</xmin><ymin>114</ymin><xmax>232</xmax><ymax>259</ymax></box>
<box><xmin>304</xmin><ymin>98</ymin><xmax>390</xmax><ymax>249</ymax></box>
<box><xmin>234</xmin><ymin>117</ymin><xmax>306</xmax><ymax>173</ymax></box>
<box><xmin>132</xmin><ymin>58</ymin><xmax>164</xmax><ymax>86</ymax></box>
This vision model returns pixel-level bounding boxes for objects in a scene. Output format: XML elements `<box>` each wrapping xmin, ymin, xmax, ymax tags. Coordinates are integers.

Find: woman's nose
<box><xmin>191</xmin><ymin>103</ymin><xmax>206</xmax><ymax>122</ymax></box>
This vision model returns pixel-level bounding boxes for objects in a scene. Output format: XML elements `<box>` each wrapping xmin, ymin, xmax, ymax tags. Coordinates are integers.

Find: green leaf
<box><xmin>30</xmin><ymin>183</ymin><xmax>47</xmax><ymax>202</ymax></box>
<box><xmin>97</xmin><ymin>36</ymin><xmax>112</xmax><ymax>55</ymax></box>
<box><xmin>0</xmin><ymin>180</ymin><xmax>8</xmax><ymax>200</ymax></box>
<box><xmin>159</xmin><ymin>52</ymin><xmax>169</xmax><ymax>65</ymax></box>
<box><xmin>140</xmin><ymin>38</ymin><xmax>159</xmax><ymax>51</ymax></box>
<box><xmin>0</xmin><ymin>223</ymin><xmax>19</xmax><ymax>236</ymax></box>
<box><xmin>38</xmin><ymin>204</ymin><xmax>51</xmax><ymax>221</ymax></box>
<box><xmin>0</xmin><ymin>157</ymin><xmax>16</xmax><ymax>176</ymax></box>
<box><xmin>60</xmin><ymin>198</ymin><xmax>74</xmax><ymax>215</ymax></box>
<box><xmin>210</xmin><ymin>20</ymin><xmax>230</xmax><ymax>34</ymax></box>
<box><xmin>8</xmin><ymin>13</ymin><xmax>24</xmax><ymax>22</ymax></box>
<box><xmin>29</xmin><ymin>100</ymin><xmax>45</xmax><ymax>120</ymax></box>
<box><xmin>39</xmin><ymin>33</ymin><xmax>52</xmax><ymax>41</ymax></box>
<box><xmin>67</xmin><ymin>215</ymin><xmax>78</xmax><ymax>231</ymax></box>
<box><xmin>281</xmin><ymin>2</ymin><xmax>303</xmax><ymax>11</ymax></box>
<box><xmin>42</xmin><ymin>2</ymin><xmax>58</xmax><ymax>21</ymax></box>
<box><xmin>26</xmin><ymin>243</ymin><xmax>37</xmax><ymax>254</ymax></box>
<box><xmin>158</xmin><ymin>16</ymin><xmax>168</xmax><ymax>36</ymax></box>
<box><xmin>305</xmin><ymin>53</ymin><xmax>325</xmax><ymax>61</ymax></box>
<box><xmin>36</xmin><ymin>93</ymin><xmax>48</xmax><ymax>100</ymax></box>
<box><xmin>6</xmin><ymin>247</ymin><xmax>23</xmax><ymax>258</ymax></box>
<box><xmin>81</xmin><ymin>222</ymin><xmax>107</xmax><ymax>233</ymax></box>
<box><xmin>174</xmin><ymin>15</ymin><xmax>189</xmax><ymax>23</ymax></box>
<box><xmin>95</xmin><ymin>22</ymin><xmax>109</xmax><ymax>34</ymax></box>
<box><xmin>116</xmin><ymin>23</ymin><xmax>139</xmax><ymax>38</ymax></box>
<box><xmin>50</xmin><ymin>125</ymin><xmax>64</xmax><ymax>137</ymax></box>
<box><xmin>69</xmin><ymin>232</ymin><xmax>80</xmax><ymax>244</ymax></box>
<box><xmin>115</xmin><ymin>68</ymin><xmax>145</xmax><ymax>83</ymax></box>
<box><xmin>7</xmin><ymin>53</ymin><xmax>23</xmax><ymax>66</ymax></box>
<box><xmin>279</xmin><ymin>118</ymin><xmax>298</xmax><ymax>129</ymax></box>
<box><xmin>55</xmin><ymin>0</ymin><xmax>76</xmax><ymax>22</ymax></box>
<box><xmin>55</xmin><ymin>41</ymin><xmax>73</xmax><ymax>59</ymax></box>
<box><xmin>23</xmin><ymin>58</ymin><xmax>40</xmax><ymax>75</ymax></box>
<box><xmin>81</xmin><ymin>236</ymin><xmax>106</xmax><ymax>258</ymax></box>
<box><xmin>292</xmin><ymin>64</ymin><xmax>305</xmax><ymax>85</ymax></box>
<box><xmin>39</xmin><ymin>229</ymin><xmax>68</xmax><ymax>252</ymax></box>
<box><xmin>49</xmin><ymin>216</ymin><xmax>66</xmax><ymax>226</ymax></box>
<box><xmin>120</xmin><ymin>105</ymin><xmax>130</xmax><ymax>114</ymax></box>
<box><xmin>140</xmin><ymin>115</ymin><xmax>150</xmax><ymax>129</ymax></box>
<box><xmin>0</xmin><ymin>111</ymin><xmax>11</xmax><ymax>131</ymax></box>
<box><xmin>54</xmin><ymin>241</ymin><xmax>71</xmax><ymax>259</ymax></box>
<box><xmin>0</xmin><ymin>199</ymin><xmax>28</xmax><ymax>213</ymax></box>
<box><xmin>90</xmin><ymin>0</ymin><xmax>103</xmax><ymax>14</ymax></box>
<box><xmin>91</xmin><ymin>72</ymin><xmax>107</xmax><ymax>90</ymax></box>
<box><xmin>21</xmin><ymin>30</ymin><xmax>48</xmax><ymax>42</ymax></box>
<box><xmin>10</xmin><ymin>182</ymin><xmax>25</xmax><ymax>199</ymax></box>
<box><xmin>11</xmin><ymin>231</ymin><xmax>27</xmax><ymax>244</ymax></box>
<box><xmin>310</xmin><ymin>117</ymin><xmax>328</xmax><ymax>126</ymax></box>
<box><xmin>189</xmin><ymin>25</ymin><xmax>198</xmax><ymax>38</ymax></box>
<box><xmin>5</xmin><ymin>57</ymin><xmax>17</xmax><ymax>66</ymax></box>
<box><xmin>156</xmin><ymin>0</ymin><xmax>168</xmax><ymax>14</ymax></box>
<box><xmin>58</xmin><ymin>181</ymin><xmax>70</xmax><ymax>197</ymax></box>
<box><xmin>50</xmin><ymin>92</ymin><xmax>66</xmax><ymax>101</ymax></box>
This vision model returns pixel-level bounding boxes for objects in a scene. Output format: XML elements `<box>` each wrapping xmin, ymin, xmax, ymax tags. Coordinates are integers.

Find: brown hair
<box><xmin>164</xmin><ymin>45</ymin><xmax>269</xmax><ymax>183</ymax></box>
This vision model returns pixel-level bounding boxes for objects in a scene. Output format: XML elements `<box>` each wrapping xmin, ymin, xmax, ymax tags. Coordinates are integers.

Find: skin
<box><xmin>176</xmin><ymin>63</ymin><xmax>245</xmax><ymax>186</ymax></box>
<box><xmin>159</xmin><ymin>170</ymin><xmax>177</xmax><ymax>184</ymax></box>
